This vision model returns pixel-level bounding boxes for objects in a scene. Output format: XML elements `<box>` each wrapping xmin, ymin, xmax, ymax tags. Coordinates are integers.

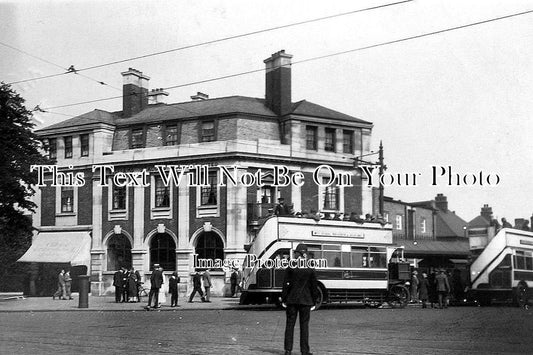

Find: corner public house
<box><xmin>23</xmin><ymin>50</ymin><xmax>378</xmax><ymax>297</ymax></box>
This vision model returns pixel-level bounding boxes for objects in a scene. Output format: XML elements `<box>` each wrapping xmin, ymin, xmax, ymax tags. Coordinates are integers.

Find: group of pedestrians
<box><xmin>410</xmin><ymin>268</ymin><xmax>451</xmax><ymax>309</ymax></box>
<box><xmin>52</xmin><ymin>269</ymin><xmax>73</xmax><ymax>300</ymax></box>
<box><xmin>113</xmin><ymin>266</ymin><xmax>142</xmax><ymax>303</ymax></box>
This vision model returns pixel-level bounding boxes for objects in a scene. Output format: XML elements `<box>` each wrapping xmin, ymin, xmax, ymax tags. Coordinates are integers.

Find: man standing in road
<box><xmin>281</xmin><ymin>244</ymin><xmax>318</xmax><ymax>355</ymax></box>
<box><xmin>202</xmin><ymin>269</ymin><xmax>212</xmax><ymax>302</ymax></box>
<box><xmin>147</xmin><ymin>264</ymin><xmax>163</xmax><ymax>309</ymax></box>
<box><xmin>188</xmin><ymin>271</ymin><xmax>206</xmax><ymax>303</ymax></box>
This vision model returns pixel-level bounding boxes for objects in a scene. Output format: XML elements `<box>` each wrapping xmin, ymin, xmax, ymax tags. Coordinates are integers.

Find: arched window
<box><xmin>107</xmin><ymin>234</ymin><xmax>132</xmax><ymax>271</ymax></box>
<box><xmin>150</xmin><ymin>233</ymin><xmax>176</xmax><ymax>270</ymax></box>
<box><xmin>195</xmin><ymin>232</ymin><xmax>224</xmax><ymax>261</ymax></box>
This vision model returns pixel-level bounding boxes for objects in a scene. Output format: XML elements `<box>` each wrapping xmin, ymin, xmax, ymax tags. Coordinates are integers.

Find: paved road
<box><xmin>0</xmin><ymin>306</ymin><xmax>531</xmax><ymax>354</ymax></box>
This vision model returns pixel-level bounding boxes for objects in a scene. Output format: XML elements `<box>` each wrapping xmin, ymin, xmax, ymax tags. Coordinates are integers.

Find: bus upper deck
<box><xmin>241</xmin><ymin>216</ymin><xmax>411</xmax><ymax>308</ymax></box>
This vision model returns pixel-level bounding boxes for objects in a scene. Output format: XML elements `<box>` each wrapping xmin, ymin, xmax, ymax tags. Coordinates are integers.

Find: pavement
<box><xmin>0</xmin><ymin>292</ymin><xmax>426</xmax><ymax>313</ymax></box>
<box><xmin>0</xmin><ymin>292</ymin><xmax>259</xmax><ymax>312</ymax></box>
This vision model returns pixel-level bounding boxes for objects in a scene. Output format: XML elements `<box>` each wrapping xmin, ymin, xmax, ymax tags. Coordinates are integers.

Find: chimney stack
<box><xmin>122</xmin><ymin>68</ymin><xmax>150</xmax><ymax>117</ymax></box>
<box><xmin>480</xmin><ymin>204</ymin><xmax>493</xmax><ymax>222</ymax></box>
<box><xmin>148</xmin><ymin>88</ymin><xmax>169</xmax><ymax>105</ymax></box>
<box><xmin>264</xmin><ymin>50</ymin><xmax>292</xmax><ymax>116</ymax></box>
<box><xmin>435</xmin><ymin>193</ymin><xmax>448</xmax><ymax>211</ymax></box>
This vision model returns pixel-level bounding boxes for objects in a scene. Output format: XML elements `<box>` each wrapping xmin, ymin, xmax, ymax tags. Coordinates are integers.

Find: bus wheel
<box><xmin>515</xmin><ymin>283</ymin><xmax>528</xmax><ymax>308</ymax></box>
<box><xmin>387</xmin><ymin>285</ymin><xmax>409</xmax><ymax>308</ymax></box>
<box><xmin>314</xmin><ymin>285</ymin><xmax>325</xmax><ymax>310</ymax></box>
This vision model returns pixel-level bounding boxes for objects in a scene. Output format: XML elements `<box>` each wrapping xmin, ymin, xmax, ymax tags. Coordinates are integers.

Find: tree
<box><xmin>0</xmin><ymin>82</ymin><xmax>50</xmax><ymax>291</ymax></box>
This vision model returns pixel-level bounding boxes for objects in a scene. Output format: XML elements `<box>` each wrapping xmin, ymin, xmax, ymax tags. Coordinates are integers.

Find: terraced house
<box><xmin>24</xmin><ymin>50</ymin><xmax>376</xmax><ymax>296</ymax></box>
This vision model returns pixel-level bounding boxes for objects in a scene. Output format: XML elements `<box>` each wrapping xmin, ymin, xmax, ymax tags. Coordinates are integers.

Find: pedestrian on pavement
<box><xmin>230</xmin><ymin>268</ymin><xmax>239</xmax><ymax>297</ymax></box>
<box><xmin>419</xmin><ymin>272</ymin><xmax>429</xmax><ymax>308</ymax></box>
<box><xmin>202</xmin><ymin>269</ymin><xmax>212</xmax><ymax>302</ymax></box>
<box><xmin>157</xmin><ymin>266</ymin><xmax>166</xmax><ymax>306</ymax></box>
<box><xmin>410</xmin><ymin>270</ymin><xmax>419</xmax><ymax>303</ymax></box>
<box><xmin>64</xmin><ymin>270</ymin><xmax>73</xmax><ymax>300</ymax></box>
<box><xmin>188</xmin><ymin>271</ymin><xmax>206</xmax><ymax>303</ymax></box>
<box><xmin>53</xmin><ymin>269</ymin><xmax>66</xmax><ymax>300</ymax></box>
<box><xmin>121</xmin><ymin>267</ymin><xmax>129</xmax><ymax>302</ymax></box>
<box><xmin>147</xmin><ymin>264</ymin><xmax>164</xmax><ymax>309</ymax></box>
<box><xmin>127</xmin><ymin>268</ymin><xmax>139</xmax><ymax>302</ymax></box>
<box><xmin>428</xmin><ymin>270</ymin><xmax>438</xmax><ymax>308</ymax></box>
<box><xmin>134</xmin><ymin>268</ymin><xmax>142</xmax><ymax>301</ymax></box>
<box><xmin>435</xmin><ymin>269</ymin><xmax>450</xmax><ymax>309</ymax></box>
<box><xmin>281</xmin><ymin>243</ymin><xmax>319</xmax><ymax>355</ymax></box>
<box><xmin>169</xmin><ymin>271</ymin><xmax>180</xmax><ymax>307</ymax></box>
<box><xmin>113</xmin><ymin>267</ymin><xmax>124</xmax><ymax>303</ymax></box>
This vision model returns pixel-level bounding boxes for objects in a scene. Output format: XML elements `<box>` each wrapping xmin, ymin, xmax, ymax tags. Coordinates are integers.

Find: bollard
<box><xmin>78</xmin><ymin>275</ymin><xmax>90</xmax><ymax>308</ymax></box>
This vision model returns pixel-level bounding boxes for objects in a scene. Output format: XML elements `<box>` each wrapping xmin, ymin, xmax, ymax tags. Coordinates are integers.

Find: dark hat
<box><xmin>294</xmin><ymin>243</ymin><xmax>308</xmax><ymax>254</ymax></box>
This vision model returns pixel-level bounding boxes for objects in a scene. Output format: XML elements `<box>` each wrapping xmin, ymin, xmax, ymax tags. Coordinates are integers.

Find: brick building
<box><xmin>381</xmin><ymin>194</ymin><xmax>469</xmax><ymax>270</ymax></box>
<box><xmin>22</xmin><ymin>50</ymin><xmax>376</xmax><ymax>296</ymax></box>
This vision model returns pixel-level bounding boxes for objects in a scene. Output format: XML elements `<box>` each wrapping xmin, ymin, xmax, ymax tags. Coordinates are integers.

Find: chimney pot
<box><xmin>191</xmin><ymin>92</ymin><xmax>209</xmax><ymax>101</ymax></box>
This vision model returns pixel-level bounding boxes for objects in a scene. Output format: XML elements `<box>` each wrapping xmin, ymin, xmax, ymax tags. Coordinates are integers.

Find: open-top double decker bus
<box><xmin>240</xmin><ymin>216</ymin><xmax>411</xmax><ymax>308</ymax></box>
<box><xmin>468</xmin><ymin>228</ymin><xmax>533</xmax><ymax>307</ymax></box>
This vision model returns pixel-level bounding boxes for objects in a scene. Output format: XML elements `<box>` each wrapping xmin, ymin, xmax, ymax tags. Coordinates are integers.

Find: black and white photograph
<box><xmin>1</xmin><ymin>0</ymin><xmax>532</xmax><ymax>354</ymax></box>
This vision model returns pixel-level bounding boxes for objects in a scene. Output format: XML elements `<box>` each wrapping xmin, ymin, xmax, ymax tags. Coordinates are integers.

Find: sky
<box><xmin>1</xmin><ymin>0</ymin><xmax>532</xmax><ymax>222</ymax></box>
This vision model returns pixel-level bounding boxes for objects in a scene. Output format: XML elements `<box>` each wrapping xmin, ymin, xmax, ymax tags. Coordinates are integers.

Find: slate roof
<box><xmin>36</xmin><ymin>96</ymin><xmax>371</xmax><ymax>132</ymax></box>
<box><xmin>435</xmin><ymin>210</ymin><xmax>468</xmax><ymax>239</ymax></box>
<box><xmin>291</xmin><ymin>100</ymin><xmax>370</xmax><ymax>124</ymax></box>
<box><xmin>36</xmin><ymin>109</ymin><xmax>118</xmax><ymax>132</ymax></box>
<box><xmin>115</xmin><ymin>96</ymin><xmax>277</xmax><ymax>126</ymax></box>
<box><xmin>467</xmin><ymin>215</ymin><xmax>491</xmax><ymax>228</ymax></box>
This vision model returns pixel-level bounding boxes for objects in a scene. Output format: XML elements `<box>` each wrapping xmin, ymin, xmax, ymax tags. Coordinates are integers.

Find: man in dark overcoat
<box><xmin>147</xmin><ymin>264</ymin><xmax>164</xmax><ymax>309</ymax></box>
<box><xmin>113</xmin><ymin>268</ymin><xmax>124</xmax><ymax>303</ymax></box>
<box><xmin>281</xmin><ymin>243</ymin><xmax>318</xmax><ymax>355</ymax></box>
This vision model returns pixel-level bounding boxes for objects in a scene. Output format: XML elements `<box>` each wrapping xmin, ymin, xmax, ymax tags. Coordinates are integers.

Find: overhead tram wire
<box><xmin>7</xmin><ymin>0</ymin><xmax>413</xmax><ymax>85</ymax></box>
<box><xmin>0</xmin><ymin>41</ymin><xmax>121</xmax><ymax>91</ymax></box>
<box><xmin>41</xmin><ymin>8</ymin><xmax>533</xmax><ymax>112</ymax></box>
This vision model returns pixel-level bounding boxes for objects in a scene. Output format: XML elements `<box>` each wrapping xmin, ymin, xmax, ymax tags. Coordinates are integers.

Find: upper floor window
<box><xmin>49</xmin><ymin>138</ymin><xmax>57</xmax><ymax>160</ymax></box>
<box><xmin>112</xmin><ymin>185</ymin><xmax>127</xmax><ymax>210</ymax></box>
<box><xmin>343</xmin><ymin>130</ymin><xmax>353</xmax><ymax>154</ymax></box>
<box><xmin>325</xmin><ymin>128</ymin><xmax>336</xmax><ymax>152</ymax></box>
<box><xmin>154</xmin><ymin>177</ymin><xmax>170</xmax><ymax>208</ymax></box>
<box><xmin>201</xmin><ymin>121</ymin><xmax>215</xmax><ymax>142</ymax></box>
<box><xmin>61</xmin><ymin>186</ymin><xmax>74</xmax><ymax>213</ymax></box>
<box><xmin>322</xmin><ymin>177</ymin><xmax>338</xmax><ymax>210</ymax></box>
<box><xmin>420</xmin><ymin>217</ymin><xmax>427</xmax><ymax>233</ymax></box>
<box><xmin>200</xmin><ymin>172</ymin><xmax>218</xmax><ymax>206</ymax></box>
<box><xmin>396</xmin><ymin>215</ymin><xmax>403</xmax><ymax>230</ymax></box>
<box><xmin>306</xmin><ymin>126</ymin><xmax>317</xmax><ymax>150</ymax></box>
<box><xmin>80</xmin><ymin>134</ymin><xmax>89</xmax><ymax>157</ymax></box>
<box><xmin>165</xmin><ymin>124</ymin><xmax>179</xmax><ymax>146</ymax></box>
<box><xmin>131</xmin><ymin>128</ymin><xmax>144</xmax><ymax>149</ymax></box>
<box><xmin>64</xmin><ymin>136</ymin><xmax>73</xmax><ymax>159</ymax></box>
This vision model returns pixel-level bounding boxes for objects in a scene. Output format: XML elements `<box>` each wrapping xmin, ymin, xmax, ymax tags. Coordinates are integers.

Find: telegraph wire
<box><xmin>41</xmin><ymin>8</ymin><xmax>533</xmax><ymax>112</ymax></box>
<box><xmin>7</xmin><ymin>1</ymin><xmax>413</xmax><ymax>85</ymax></box>
<box><xmin>0</xmin><ymin>40</ymin><xmax>121</xmax><ymax>91</ymax></box>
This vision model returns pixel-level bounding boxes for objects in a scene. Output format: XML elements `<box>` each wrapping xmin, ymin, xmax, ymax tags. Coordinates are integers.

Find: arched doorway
<box><xmin>149</xmin><ymin>233</ymin><xmax>176</xmax><ymax>270</ymax></box>
<box><xmin>107</xmin><ymin>233</ymin><xmax>132</xmax><ymax>271</ymax></box>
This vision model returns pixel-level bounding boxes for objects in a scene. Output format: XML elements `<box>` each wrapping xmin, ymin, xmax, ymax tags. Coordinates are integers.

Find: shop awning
<box><xmin>17</xmin><ymin>231</ymin><xmax>91</xmax><ymax>267</ymax></box>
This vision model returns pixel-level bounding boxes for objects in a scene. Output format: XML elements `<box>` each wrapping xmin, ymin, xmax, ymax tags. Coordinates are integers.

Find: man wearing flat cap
<box><xmin>281</xmin><ymin>243</ymin><xmax>319</xmax><ymax>355</ymax></box>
